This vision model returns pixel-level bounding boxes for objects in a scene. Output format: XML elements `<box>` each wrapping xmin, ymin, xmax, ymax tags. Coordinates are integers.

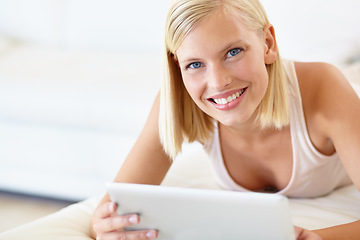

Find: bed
<box><xmin>0</xmin><ymin>140</ymin><xmax>359</xmax><ymax>240</ymax></box>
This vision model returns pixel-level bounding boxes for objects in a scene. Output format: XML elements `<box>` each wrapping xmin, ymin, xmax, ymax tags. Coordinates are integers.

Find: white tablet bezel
<box><xmin>107</xmin><ymin>183</ymin><xmax>295</xmax><ymax>240</ymax></box>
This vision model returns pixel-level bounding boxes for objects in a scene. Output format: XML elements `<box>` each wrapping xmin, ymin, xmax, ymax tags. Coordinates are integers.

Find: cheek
<box><xmin>244</xmin><ymin>59</ymin><xmax>269</xmax><ymax>87</ymax></box>
<box><xmin>256</xmin><ymin>66</ymin><xmax>270</xmax><ymax>89</ymax></box>
<box><xmin>182</xmin><ymin>76</ymin><xmax>205</xmax><ymax>103</ymax></box>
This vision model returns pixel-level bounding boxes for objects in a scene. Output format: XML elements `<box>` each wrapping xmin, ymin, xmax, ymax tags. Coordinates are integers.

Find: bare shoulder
<box><xmin>294</xmin><ymin>61</ymin><xmax>357</xmax><ymax>114</ymax></box>
<box><xmin>294</xmin><ymin>62</ymin><xmax>356</xmax><ymax>151</ymax></box>
<box><xmin>295</xmin><ymin>61</ymin><xmax>360</xmax><ymax>189</ymax></box>
<box><xmin>295</xmin><ymin>61</ymin><xmax>360</xmax><ymax>145</ymax></box>
<box><xmin>294</xmin><ymin>61</ymin><xmax>350</xmax><ymax>100</ymax></box>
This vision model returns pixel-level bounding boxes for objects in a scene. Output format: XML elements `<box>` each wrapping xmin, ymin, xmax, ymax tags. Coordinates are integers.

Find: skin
<box><xmin>90</xmin><ymin>9</ymin><xmax>360</xmax><ymax>240</ymax></box>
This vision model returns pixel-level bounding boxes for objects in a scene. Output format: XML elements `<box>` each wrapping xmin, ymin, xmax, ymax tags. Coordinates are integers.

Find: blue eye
<box><xmin>188</xmin><ymin>62</ymin><xmax>202</xmax><ymax>69</ymax></box>
<box><xmin>227</xmin><ymin>48</ymin><xmax>242</xmax><ymax>57</ymax></box>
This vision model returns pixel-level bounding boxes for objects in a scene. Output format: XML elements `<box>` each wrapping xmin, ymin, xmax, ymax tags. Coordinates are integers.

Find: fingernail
<box><xmin>146</xmin><ymin>230</ymin><xmax>157</xmax><ymax>239</ymax></box>
<box><xmin>109</xmin><ymin>204</ymin><xmax>114</xmax><ymax>213</ymax></box>
<box><xmin>129</xmin><ymin>215</ymin><xmax>139</xmax><ymax>224</ymax></box>
<box><xmin>108</xmin><ymin>204</ymin><xmax>115</xmax><ymax>213</ymax></box>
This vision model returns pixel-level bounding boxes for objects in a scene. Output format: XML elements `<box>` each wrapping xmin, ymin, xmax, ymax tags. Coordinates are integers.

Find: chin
<box><xmin>215</xmin><ymin>108</ymin><xmax>257</xmax><ymax>128</ymax></box>
<box><xmin>216</xmin><ymin>115</ymin><xmax>246</xmax><ymax>128</ymax></box>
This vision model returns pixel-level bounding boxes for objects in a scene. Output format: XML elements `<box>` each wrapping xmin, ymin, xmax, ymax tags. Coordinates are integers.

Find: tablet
<box><xmin>107</xmin><ymin>183</ymin><xmax>296</xmax><ymax>240</ymax></box>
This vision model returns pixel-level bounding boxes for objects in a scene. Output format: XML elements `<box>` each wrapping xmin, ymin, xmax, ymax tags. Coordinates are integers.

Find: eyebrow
<box><xmin>178</xmin><ymin>39</ymin><xmax>247</xmax><ymax>64</ymax></box>
<box><xmin>220</xmin><ymin>39</ymin><xmax>247</xmax><ymax>53</ymax></box>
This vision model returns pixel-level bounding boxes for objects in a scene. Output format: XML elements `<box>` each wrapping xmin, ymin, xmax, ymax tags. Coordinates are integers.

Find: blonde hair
<box><xmin>160</xmin><ymin>0</ymin><xmax>289</xmax><ymax>159</ymax></box>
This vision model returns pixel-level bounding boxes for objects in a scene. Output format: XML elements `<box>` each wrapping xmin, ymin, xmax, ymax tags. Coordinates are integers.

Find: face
<box><xmin>175</xmin><ymin>10</ymin><xmax>276</xmax><ymax>129</ymax></box>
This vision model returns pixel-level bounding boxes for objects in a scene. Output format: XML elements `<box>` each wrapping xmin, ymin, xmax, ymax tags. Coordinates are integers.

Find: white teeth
<box><xmin>213</xmin><ymin>89</ymin><xmax>245</xmax><ymax>105</ymax></box>
<box><xmin>214</xmin><ymin>98</ymin><xmax>227</xmax><ymax>104</ymax></box>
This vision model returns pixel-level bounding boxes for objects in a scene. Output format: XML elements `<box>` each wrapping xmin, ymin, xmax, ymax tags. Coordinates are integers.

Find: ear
<box><xmin>263</xmin><ymin>23</ymin><xmax>278</xmax><ymax>64</ymax></box>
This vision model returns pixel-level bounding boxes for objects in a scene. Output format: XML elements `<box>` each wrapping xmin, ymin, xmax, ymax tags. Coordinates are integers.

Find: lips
<box><xmin>208</xmin><ymin>88</ymin><xmax>247</xmax><ymax>105</ymax></box>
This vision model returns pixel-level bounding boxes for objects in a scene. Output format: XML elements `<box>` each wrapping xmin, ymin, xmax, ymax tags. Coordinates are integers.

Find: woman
<box><xmin>90</xmin><ymin>0</ymin><xmax>360</xmax><ymax>239</ymax></box>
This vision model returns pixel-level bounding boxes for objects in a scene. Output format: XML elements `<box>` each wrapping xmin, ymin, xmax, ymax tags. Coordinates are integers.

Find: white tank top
<box><xmin>204</xmin><ymin>59</ymin><xmax>352</xmax><ymax>198</ymax></box>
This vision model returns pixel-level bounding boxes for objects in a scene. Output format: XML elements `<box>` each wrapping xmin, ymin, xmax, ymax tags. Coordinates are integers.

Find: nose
<box><xmin>207</xmin><ymin>63</ymin><xmax>232</xmax><ymax>90</ymax></box>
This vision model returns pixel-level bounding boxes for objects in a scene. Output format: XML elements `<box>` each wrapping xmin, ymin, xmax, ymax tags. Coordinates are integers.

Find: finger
<box><xmin>93</xmin><ymin>214</ymin><xmax>140</xmax><ymax>233</ymax></box>
<box><xmin>294</xmin><ymin>226</ymin><xmax>302</xmax><ymax>238</ymax></box>
<box><xmin>94</xmin><ymin>202</ymin><xmax>118</xmax><ymax>219</ymax></box>
<box><xmin>97</xmin><ymin>229</ymin><xmax>158</xmax><ymax>240</ymax></box>
<box><xmin>294</xmin><ymin>226</ymin><xmax>322</xmax><ymax>240</ymax></box>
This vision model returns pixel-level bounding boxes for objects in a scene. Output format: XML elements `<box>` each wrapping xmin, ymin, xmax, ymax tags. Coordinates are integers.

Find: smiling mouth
<box><xmin>209</xmin><ymin>88</ymin><xmax>246</xmax><ymax>105</ymax></box>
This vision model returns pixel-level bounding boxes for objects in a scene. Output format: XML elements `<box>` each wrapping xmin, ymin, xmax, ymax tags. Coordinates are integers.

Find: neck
<box><xmin>218</xmin><ymin>111</ymin><xmax>280</xmax><ymax>141</ymax></box>
<box><xmin>220</xmin><ymin>108</ymin><xmax>263</xmax><ymax>136</ymax></box>
<box><xmin>220</xmin><ymin>122</ymin><xmax>267</xmax><ymax>138</ymax></box>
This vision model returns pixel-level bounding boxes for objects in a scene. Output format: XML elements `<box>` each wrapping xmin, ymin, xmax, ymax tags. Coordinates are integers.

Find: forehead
<box><xmin>176</xmin><ymin>10</ymin><xmax>257</xmax><ymax>60</ymax></box>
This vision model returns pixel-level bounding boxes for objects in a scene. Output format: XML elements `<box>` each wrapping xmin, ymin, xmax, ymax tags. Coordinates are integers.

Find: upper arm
<box><xmin>309</xmin><ymin>63</ymin><xmax>360</xmax><ymax>189</ymax></box>
<box><xmin>112</xmin><ymin>92</ymin><xmax>172</xmax><ymax>185</ymax></box>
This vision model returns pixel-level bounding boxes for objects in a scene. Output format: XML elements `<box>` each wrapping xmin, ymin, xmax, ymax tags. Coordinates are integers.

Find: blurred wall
<box><xmin>262</xmin><ymin>0</ymin><xmax>360</xmax><ymax>64</ymax></box>
<box><xmin>0</xmin><ymin>0</ymin><xmax>359</xmax><ymax>63</ymax></box>
<box><xmin>0</xmin><ymin>0</ymin><xmax>172</xmax><ymax>53</ymax></box>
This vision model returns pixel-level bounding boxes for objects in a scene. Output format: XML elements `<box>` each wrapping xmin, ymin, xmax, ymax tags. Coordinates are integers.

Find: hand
<box><xmin>90</xmin><ymin>201</ymin><xmax>158</xmax><ymax>240</ymax></box>
<box><xmin>295</xmin><ymin>226</ymin><xmax>322</xmax><ymax>240</ymax></box>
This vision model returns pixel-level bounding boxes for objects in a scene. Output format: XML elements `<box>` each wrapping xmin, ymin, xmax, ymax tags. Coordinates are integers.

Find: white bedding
<box><xmin>0</xmin><ymin>143</ymin><xmax>359</xmax><ymax>240</ymax></box>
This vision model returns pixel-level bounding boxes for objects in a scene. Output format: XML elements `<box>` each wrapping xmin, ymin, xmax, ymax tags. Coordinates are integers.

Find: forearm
<box><xmin>313</xmin><ymin>220</ymin><xmax>360</xmax><ymax>240</ymax></box>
